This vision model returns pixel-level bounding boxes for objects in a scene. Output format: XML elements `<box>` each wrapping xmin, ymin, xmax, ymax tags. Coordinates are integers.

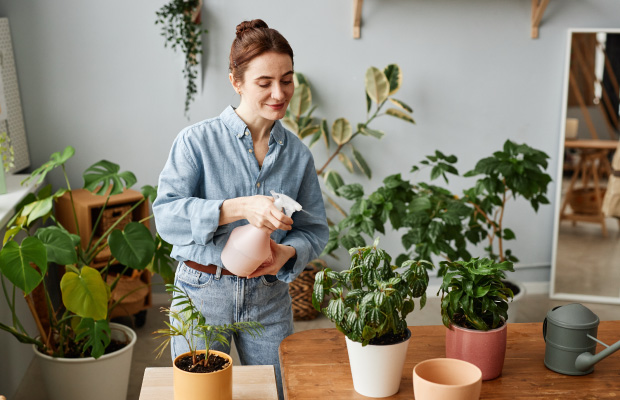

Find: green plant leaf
<box><xmin>324</xmin><ymin>170</ymin><xmax>345</xmax><ymax>194</ymax></box>
<box><xmin>0</xmin><ymin>237</ymin><xmax>47</xmax><ymax>295</ymax></box>
<box><xmin>386</xmin><ymin>108</ymin><xmax>415</xmax><ymax>124</ymax></box>
<box><xmin>141</xmin><ymin>185</ymin><xmax>158</xmax><ymax>204</ymax></box>
<box><xmin>282</xmin><ymin>117</ymin><xmax>299</xmax><ymax>134</ymax></box>
<box><xmin>337</xmin><ymin>184</ymin><xmax>364</xmax><ymax>200</ymax></box>
<box><xmin>300</xmin><ymin>125</ymin><xmax>320</xmax><ymax>139</ymax></box>
<box><xmin>388</xmin><ymin>98</ymin><xmax>412</xmax><ymax>113</ymax></box>
<box><xmin>147</xmin><ymin>234</ymin><xmax>175</xmax><ymax>284</ymax></box>
<box><xmin>35</xmin><ymin>226</ymin><xmax>78</xmax><ymax>265</ymax></box>
<box><xmin>60</xmin><ymin>266</ymin><xmax>109</xmax><ymax>321</ymax></box>
<box><xmin>75</xmin><ymin>318</ymin><xmax>111</xmax><ymax>359</ymax></box>
<box><xmin>108</xmin><ymin>222</ymin><xmax>156</xmax><ymax>270</ymax></box>
<box><xmin>352</xmin><ymin>148</ymin><xmax>372</xmax><ymax>179</ymax></box>
<box><xmin>384</xmin><ymin>64</ymin><xmax>402</xmax><ymax>96</ymax></box>
<box><xmin>365</xmin><ymin>67</ymin><xmax>390</xmax><ymax>105</ymax></box>
<box><xmin>359</xmin><ymin>126</ymin><xmax>385</xmax><ymax>139</ymax></box>
<box><xmin>22</xmin><ymin>146</ymin><xmax>75</xmax><ymax>186</ymax></box>
<box><xmin>83</xmin><ymin>160</ymin><xmax>137</xmax><ymax>195</ymax></box>
<box><xmin>289</xmin><ymin>83</ymin><xmax>312</xmax><ymax>118</ymax></box>
<box><xmin>338</xmin><ymin>153</ymin><xmax>354</xmax><ymax>173</ymax></box>
<box><xmin>331</xmin><ymin>118</ymin><xmax>352</xmax><ymax>145</ymax></box>
<box><xmin>319</xmin><ymin>119</ymin><xmax>330</xmax><ymax>149</ymax></box>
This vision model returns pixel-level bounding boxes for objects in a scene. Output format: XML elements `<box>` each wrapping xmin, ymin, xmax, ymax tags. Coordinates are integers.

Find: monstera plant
<box><xmin>0</xmin><ymin>146</ymin><xmax>174</xmax><ymax>358</ymax></box>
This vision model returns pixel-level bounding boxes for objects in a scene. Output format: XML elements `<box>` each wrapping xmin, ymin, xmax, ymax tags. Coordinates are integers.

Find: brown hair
<box><xmin>229</xmin><ymin>19</ymin><xmax>294</xmax><ymax>83</ymax></box>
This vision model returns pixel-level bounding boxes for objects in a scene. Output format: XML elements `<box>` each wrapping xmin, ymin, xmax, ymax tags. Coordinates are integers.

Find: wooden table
<box><xmin>138</xmin><ymin>365</ymin><xmax>278</xmax><ymax>400</ymax></box>
<box><xmin>279</xmin><ymin>322</ymin><xmax>620</xmax><ymax>399</ymax></box>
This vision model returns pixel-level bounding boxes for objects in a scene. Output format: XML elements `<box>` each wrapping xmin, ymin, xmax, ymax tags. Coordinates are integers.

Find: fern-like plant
<box><xmin>155</xmin><ymin>284</ymin><xmax>264</xmax><ymax>369</ymax></box>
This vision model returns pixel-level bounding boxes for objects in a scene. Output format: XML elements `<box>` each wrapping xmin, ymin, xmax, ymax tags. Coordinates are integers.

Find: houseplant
<box><xmin>438</xmin><ymin>257</ymin><xmax>514</xmax><ymax>380</ymax></box>
<box><xmin>154</xmin><ymin>284</ymin><xmax>264</xmax><ymax>400</ymax></box>
<box><xmin>0</xmin><ymin>130</ymin><xmax>15</xmax><ymax>194</ymax></box>
<box><xmin>0</xmin><ymin>145</ymin><xmax>175</xmax><ymax>400</ymax></box>
<box><xmin>155</xmin><ymin>0</ymin><xmax>208</xmax><ymax>117</ymax></box>
<box><xmin>285</xmin><ymin>64</ymin><xmax>416</xmax><ymax>320</ymax></box>
<box><xmin>312</xmin><ymin>238</ymin><xmax>431</xmax><ymax>397</ymax></box>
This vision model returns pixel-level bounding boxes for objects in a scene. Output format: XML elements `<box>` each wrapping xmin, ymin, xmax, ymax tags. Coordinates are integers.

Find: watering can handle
<box><xmin>543</xmin><ymin>318</ymin><xmax>547</xmax><ymax>342</ymax></box>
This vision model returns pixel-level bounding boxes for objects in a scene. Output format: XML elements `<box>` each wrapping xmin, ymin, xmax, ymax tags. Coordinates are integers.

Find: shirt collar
<box><xmin>221</xmin><ymin>106</ymin><xmax>286</xmax><ymax>146</ymax></box>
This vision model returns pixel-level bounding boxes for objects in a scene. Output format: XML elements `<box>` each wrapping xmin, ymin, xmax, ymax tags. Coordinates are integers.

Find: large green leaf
<box><xmin>83</xmin><ymin>160</ymin><xmax>137</xmax><ymax>195</ymax></box>
<box><xmin>352</xmin><ymin>148</ymin><xmax>371</xmax><ymax>179</ymax></box>
<box><xmin>365</xmin><ymin>67</ymin><xmax>390</xmax><ymax>105</ymax></box>
<box><xmin>75</xmin><ymin>318</ymin><xmax>111</xmax><ymax>359</ymax></box>
<box><xmin>386</xmin><ymin>108</ymin><xmax>415</xmax><ymax>124</ymax></box>
<box><xmin>22</xmin><ymin>146</ymin><xmax>75</xmax><ymax>186</ymax></box>
<box><xmin>324</xmin><ymin>170</ymin><xmax>345</xmax><ymax>194</ymax></box>
<box><xmin>35</xmin><ymin>226</ymin><xmax>79</xmax><ymax>265</ymax></box>
<box><xmin>108</xmin><ymin>222</ymin><xmax>156</xmax><ymax>270</ymax></box>
<box><xmin>60</xmin><ymin>266</ymin><xmax>109</xmax><ymax>321</ymax></box>
<box><xmin>141</xmin><ymin>185</ymin><xmax>157</xmax><ymax>204</ymax></box>
<box><xmin>289</xmin><ymin>83</ymin><xmax>312</xmax><ymax>118</ymax></box>
<box><xmin>331</xmin><ymin>118</ymin><xmax>352</xmax><ymax>145</ymax></box>
<box><xmin>21</xmin><ymin>188</ymin><xmax>66</xmax><ymax>226</ymax></box>
<box><xmin>299</xmin><ymin>124</ymin><xmax>320</xmax><ymax>139</ymax></box>
<box><xmin>147</xmin><ymin>234</ymin><xmax>175</xmax><ymax>284</ymax></box>
<box><xmin>0</xmin><ymin>237</ymin><xmax>47</xmax><ymax>295</ymax></box>
<box><xmin>384</xmin><ymin>64</ymin><xmax>402</xmax><ymax>96</ymax></box>
<box><xmin>359</xmin><ymin>126</ymin><xmax>385</xmax><ymax>139</ymax></box>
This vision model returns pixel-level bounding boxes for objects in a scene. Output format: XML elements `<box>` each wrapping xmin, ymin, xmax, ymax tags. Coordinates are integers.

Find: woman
<box><xmin>153</xmin><ymin>19</ymin><xmax>328</xmax><ymax>398</ymax></box>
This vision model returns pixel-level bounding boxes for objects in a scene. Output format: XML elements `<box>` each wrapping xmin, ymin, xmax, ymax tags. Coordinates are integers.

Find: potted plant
<box><xmin>312</xmin><ymin>238</ymin><xmax>431</xmax><ymax>398</ymax></box>
<box><xmin>438</xmin><ymin>257</ymin><xmax>515</xmax><ymax>380</ymax></box>
<box><xmin>155</xmin><ymin>0</ymin><xmax>208</xmax><ymax>117</ymax></box>
<box><xmin>154</xmin><ymin>284</ymin><xmax>264</xmax><ymax>400</ymax></box>
<box><xmin>284</xmin><ymin>64</ymin><xmax>416</xmax><ymax>320</ymax></box>
<box><xmin>0</xmin><ymin>146</ymin><xmax>175</xmax><ymax>400</ymax></box>
<box><xmin>0</xmin><ymin>130</ymin><xmax>15</xmax><ymax>194</ymax></box>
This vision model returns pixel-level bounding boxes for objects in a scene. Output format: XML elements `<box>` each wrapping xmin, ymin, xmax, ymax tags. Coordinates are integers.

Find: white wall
<box><xmin>1</xmin><ymin>0</ymin><xmax>620</xmax><ymax>395</ymax></box>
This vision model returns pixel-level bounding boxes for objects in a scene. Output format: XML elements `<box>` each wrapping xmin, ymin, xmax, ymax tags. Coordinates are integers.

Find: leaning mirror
<box><xmin>550</xmin><ymin>29</ymin><xmax>620</xmax><ymax>304</ymax></box>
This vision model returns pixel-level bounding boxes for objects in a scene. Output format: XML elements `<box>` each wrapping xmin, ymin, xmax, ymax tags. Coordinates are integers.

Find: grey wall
<box><xmin>1</xmin><ymin>0</ymin><xmax>620</xmax><ymax>395</ymax></box>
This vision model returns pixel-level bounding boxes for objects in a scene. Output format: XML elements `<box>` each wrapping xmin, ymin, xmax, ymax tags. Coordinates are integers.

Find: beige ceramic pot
<box><xmin>173</xmin><ymin>350</ymin><xmax>233</xmax><ymax>400</ymax></box>
<box><xmin>445</xmin><ymin>321</ymin><xmax>507</xmax><ymax>380</ymax></box>
<box><xmin>413</xmin><ymin>358</ymin><xmax>482</xmax><ymax>400</ymax></box>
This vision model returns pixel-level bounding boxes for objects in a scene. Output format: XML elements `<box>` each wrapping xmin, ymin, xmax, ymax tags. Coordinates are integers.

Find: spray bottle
<box><xmin>220</xmin><ymin>191</ymin><xmax>302</xmax><ymax>277</ymax></box>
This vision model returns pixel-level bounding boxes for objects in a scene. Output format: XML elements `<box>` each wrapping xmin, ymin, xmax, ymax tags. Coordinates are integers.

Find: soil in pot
<box><xmin>451</xmin><ymin>314</ymin><xmax>506</xmax><ymax>331</ymax></box>
<box><xmin>175</xmin><ymin>352</ymin><xmax>230</xmax><ymax>373</ymax></box>
<box><xmin>368</xmin><ymin>330</ymin><xmax>409</xmax><ymax>345</ymax></box>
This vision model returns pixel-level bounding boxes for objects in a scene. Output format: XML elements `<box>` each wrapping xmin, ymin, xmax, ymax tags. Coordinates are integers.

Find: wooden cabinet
<box><xmin>55</xmin><ymin>188</ymin><xmax>152</xmax><ymax>324</ymax></box>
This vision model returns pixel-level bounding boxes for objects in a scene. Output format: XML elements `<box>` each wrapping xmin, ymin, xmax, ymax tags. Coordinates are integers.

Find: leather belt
<box><xmin>184</xmin><ymin>261</ymin><xmax>235</xmax><ymax>276</ymax></box>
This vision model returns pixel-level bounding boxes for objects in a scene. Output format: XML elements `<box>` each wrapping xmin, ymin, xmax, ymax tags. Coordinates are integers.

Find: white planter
<box><xmin>505</xmin><ymin>279</ymin><xmax>526</xmax><ymax>323</ymax></box>
<box><xmin>345</xmin><ymin>329</ymin><xmax>411</xmax><ymax>398</ymax></box>
<box><xmin>33</xmin><ymin>322</ymin><xmax>137</xmax><ymax>400</ymax></box>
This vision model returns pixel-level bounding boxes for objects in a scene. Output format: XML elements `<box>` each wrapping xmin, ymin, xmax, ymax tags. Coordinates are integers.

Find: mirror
<box><xmin>550</xmin><ymin>29</ymin><xmax>620</xmax><ymax>304</ymax></box>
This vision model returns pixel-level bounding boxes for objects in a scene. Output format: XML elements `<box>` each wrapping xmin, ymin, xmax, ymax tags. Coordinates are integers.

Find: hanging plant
<box><xmin>155</xmin><ymin>0</ymin><xmax>208</xmax><ymax>117</ymax></box>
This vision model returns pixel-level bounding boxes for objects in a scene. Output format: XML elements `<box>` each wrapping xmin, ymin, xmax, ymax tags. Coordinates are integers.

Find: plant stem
<box><xmin>61</xmin><ymin>165</ymin><xmax>81</xmax><ymax>240</ymax></box>
<box><xmin>497</xmin><ymin>184</ymin><xmax>508</xmax><ymax>262</ymax></box>
<box><xmin>24</xmin><ymin>292</ymin><xmax>51</xmax><ymax>353</ymax></box>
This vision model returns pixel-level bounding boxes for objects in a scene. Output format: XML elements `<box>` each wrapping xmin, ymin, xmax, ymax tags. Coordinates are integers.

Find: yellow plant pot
<box><xmin>173</xmin><ymin>350</ymin><xmax>233</xmax><ymax>400</ymax></box>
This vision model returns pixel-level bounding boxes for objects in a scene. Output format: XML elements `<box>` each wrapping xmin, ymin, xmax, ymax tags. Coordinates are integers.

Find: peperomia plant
<box><xmin>312</xmin><ymin>239</ymin><xmax>431</xmax><ymax>346</ymax></box>
<box><xmin>155</xmin><ymin>284</ymin><xmax>264</xmax><ymax>370</ymax></box>
<box><xmin>438</xmin><ymin>258</ymin><xmax>514</xmax><ymax>331</ymax></box>
<box><xmin>326</xmin><ymin>140</ymin><xmax>551</xmax><ymax>267</ymax></box>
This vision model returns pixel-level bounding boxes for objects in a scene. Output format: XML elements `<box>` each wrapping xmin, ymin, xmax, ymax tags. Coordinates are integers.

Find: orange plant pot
<box><xmin>172</xmin><ymin>350</ymin><xmax>233</xmax><ymax>400</ymax></box>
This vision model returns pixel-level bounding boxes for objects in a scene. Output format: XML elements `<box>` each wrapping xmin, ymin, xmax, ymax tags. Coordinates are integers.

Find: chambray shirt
<box><xmin>153</xmin><ymin>106</ymin><xmax>329</xmax><ymax>283</ymax></box>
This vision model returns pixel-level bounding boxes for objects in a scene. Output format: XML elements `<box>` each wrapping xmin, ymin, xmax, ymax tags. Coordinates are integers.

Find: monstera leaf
<box><xmin>22</xmin><ymin>146</ymin><xmax>75</xmax><ymax>186</ymax></box>
<box><xmin>108</xmin><ymin>222</ymin><xmax>156</xmax><ymax>270</ymax></box>
<box><xmin>35</xmin><ymin>226</ymin><xmax>79</xmax><ymax>265</ymax></box>
<box><xmin>0</xmin><ymin>237</ymin><xmax>47</xmax><ymax>295</ymax></box>
<box><xmin>83</xmin><ymin>160</ymin><xmax>137</xmax><ymax>195</ymax></box>
<box><xmin>148</xmin><ymin>234</ymin><xmax>175</xmax><ymax>284</ymax></box>
<box><xmin>60</xmin><ymin>266</ymin><xmax>109</xmax><ymax>321</ymax></box>
<box><xmin>76</xmin><ymin>318</ymin><xmax>111</xmax><ymax>359</ymax></box>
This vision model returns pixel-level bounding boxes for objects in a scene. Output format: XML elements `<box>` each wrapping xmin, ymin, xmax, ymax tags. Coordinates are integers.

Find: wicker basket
<box><xmin>289</xmin><ymin>259</ymin><xmax>326</xmax><ymax>321</ymax></box>
<box><xmin>97</xmin><ymin>204</ymin><xmax>132</xmax><ymax>236</ymax></box>
<box><xmin>569</xmin><ymin>187</ymin><xmax>606</xmax><ymax>215</ymax></box>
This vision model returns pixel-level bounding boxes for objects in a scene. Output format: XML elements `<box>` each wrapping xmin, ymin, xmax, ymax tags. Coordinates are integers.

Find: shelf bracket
<box><xmin>531</xmin><ymin>0</ymin><xmax>550</xmax><ymax>39</ymax></box>
<box><xmin>353</xmin><ymin>0</ymin><xmax>363</xmax><ymax>39</ymax></box>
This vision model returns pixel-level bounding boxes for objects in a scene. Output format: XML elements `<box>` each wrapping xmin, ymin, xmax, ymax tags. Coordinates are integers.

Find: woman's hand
<box><xmin>220</xmin><ymin>195</ymin><xmax>293</xmax><ymax>235</ymax></box>
<box><xmin>247</xmin><ymin>240</ymin><xmax>296</xmax><ymax>278</ymax></box>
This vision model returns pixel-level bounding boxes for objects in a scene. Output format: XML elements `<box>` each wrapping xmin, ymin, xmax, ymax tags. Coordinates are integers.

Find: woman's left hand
<box><xmin>247</xmin><ymin>240</ymin><xmax>296</xmax><ymax>278</ymax></box>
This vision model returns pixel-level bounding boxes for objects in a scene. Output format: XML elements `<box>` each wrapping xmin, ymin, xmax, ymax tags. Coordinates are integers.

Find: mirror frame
<box><xmin>550</xmin><ymin>28</ymin><xmax>620</xmax><ymax>305</ymax></box>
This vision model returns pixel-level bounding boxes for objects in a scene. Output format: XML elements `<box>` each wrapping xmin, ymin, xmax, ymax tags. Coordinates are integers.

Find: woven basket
<box><xmin>97</xmin><ymin>204</ymin><xmax>132</xmax><ymax>236</ymax></box>
<box><xmin>569</xmin><ymin>187</ymin><xmax>606</xmax><ymax>215</ymax></box>
<box><xmin>289</xmin><ymin>259</ymin><xmax>326</xmax><ymax>321</ymax></box>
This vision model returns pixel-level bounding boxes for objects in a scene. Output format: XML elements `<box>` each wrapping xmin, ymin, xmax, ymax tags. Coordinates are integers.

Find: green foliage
<box><xmin>0</xmin><ymin>146</ymin><xmax>176</xmax><ymax>359</ymax></box>
<box><xmin>312</xmin><ymin>239</ymin><xmax>431</xmax><ymax>346</ymax></box>
<box><xmin>326</xmin><ymin>140</ymin><xmax>551</xmax><ymax>265</ymax></box>
<box><xmin>155</xmin><ymin>0</ymin><xmax>208</xmax><ymax>117</ymax></box>
<box><xmin>438</xmin><ymin>258</ymin><xmax>514</xmax><ymax>331</ymax></box>
<box><xmin>155</xmin><ymin>284</ymin><xmax>265</xmax><ymax>368</ymax></box>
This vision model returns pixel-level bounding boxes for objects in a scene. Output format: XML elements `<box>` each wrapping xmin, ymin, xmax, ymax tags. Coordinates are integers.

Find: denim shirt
<box><xmin>153</xmin><ymin>106</ymin><xmax>329</xmax><ymax>283</ymax></box>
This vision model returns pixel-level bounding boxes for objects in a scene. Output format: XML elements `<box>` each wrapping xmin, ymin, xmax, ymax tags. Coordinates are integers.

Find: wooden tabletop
<box><xmin>138</xmin><ymin>365</ymin><xmax>278</xmax><ymax>400</ymax></box>
<box><xmin>564</xmin><ymin>139</ymin><xmax>618</xmax><ymax>150</ymax></box>
<box><xmin>279</xmin><ymin>322</ymin><xmax>620</xmax><ymax>399</ymax></box>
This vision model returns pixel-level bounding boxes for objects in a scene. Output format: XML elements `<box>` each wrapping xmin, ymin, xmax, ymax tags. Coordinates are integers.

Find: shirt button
<box><xmin>279</xmin><ymin>140</ymin><xmax>283</xmax><ymax>145</ymax></box>
<box><xmin>245</xmin><ymin>131</ymin><xmax>250</xmax><ymax>136</ymax></box>
<box><xmin>256</xmin><ymin>183</ymin><xmax>261</xmax><ymax>188</ymax></box>
<box><xmin>248</xmin><ymin>149</ymin><xmax>253</xmax><ymax>153</ymax></box>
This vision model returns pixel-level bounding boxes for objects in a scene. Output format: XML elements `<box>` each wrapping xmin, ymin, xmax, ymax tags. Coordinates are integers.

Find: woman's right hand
<box><xmin>220</xmin><ymin>195</ymin><xmax>293</xmax><ymax>235</ymax></box>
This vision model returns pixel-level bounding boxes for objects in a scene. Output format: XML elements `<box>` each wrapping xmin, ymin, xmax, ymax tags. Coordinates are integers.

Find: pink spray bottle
<box><xmin>220</xmin><ymin>191</ymin><xmax>302</xmax><ymax>277</ymax></box>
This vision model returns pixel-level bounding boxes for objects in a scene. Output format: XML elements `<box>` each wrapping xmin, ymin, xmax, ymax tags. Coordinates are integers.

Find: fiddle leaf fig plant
<box><xmin>0</xmin><ymin>146</ymin><xmax>175</xmax><ymax>358</ymax></box>
<box><xmin>312</xmin><ymin>239</ymin><xmax>431</xmax><ymax>346</ymax></box>
<box><xmin>438</xmin><ymin>258</ymin><xmax>515</xmax><ymax>331</ymax></box>
<box><xmin>155</xmin><ymin>284</ymin><xmax>264</xmax><ymax>370</ymax></box>
<box><xmin>155</xmin><ymin>0</ymin><xmax>208</xmax><ymax>117</ymax></box>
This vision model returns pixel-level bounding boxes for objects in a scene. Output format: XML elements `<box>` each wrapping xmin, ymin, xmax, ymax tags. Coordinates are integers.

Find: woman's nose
<box><xmin>271</xmin><ymin>83</ymin><xmax>285</xmax><ymax>100</ymax></box>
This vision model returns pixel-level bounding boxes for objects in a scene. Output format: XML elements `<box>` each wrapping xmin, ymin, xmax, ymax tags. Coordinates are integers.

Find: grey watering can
<box><xmin>543</xmin><ymin>303</ymin><xmax>620</xmax><ymax>375</ymax></box>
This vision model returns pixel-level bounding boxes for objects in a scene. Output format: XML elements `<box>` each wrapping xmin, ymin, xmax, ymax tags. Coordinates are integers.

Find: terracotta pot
<box><xmin>413</xmin><ymin>358</ymin><xmax>482</xmax><ymax>400</ymax></box>
<box><xmin>345</xmin><ymin>328</ymin><xmax>411</xmax><ymax>398</ymax></box>
<box><xmin>445</xmin><ymin>322</ymin><xmax>507</xmax><ymax>380</ymax></box>
<box><xmin>173</xmin><ymin>350</ymin><xmax>233</xmax><ymax>400</ymax></box>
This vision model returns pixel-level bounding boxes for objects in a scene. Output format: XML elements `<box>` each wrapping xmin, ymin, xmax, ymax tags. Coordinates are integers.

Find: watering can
<box><xmin>543</xmin><ymin>303</ymin><xmax>620</xmax><ymax>375</ymax></box>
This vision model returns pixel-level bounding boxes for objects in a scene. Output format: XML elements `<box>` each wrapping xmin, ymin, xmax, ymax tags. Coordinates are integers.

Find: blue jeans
<box><xmin>171</xmin><ymin>262</ymin><xmax>293</xmax><ymax>400</ymax></box>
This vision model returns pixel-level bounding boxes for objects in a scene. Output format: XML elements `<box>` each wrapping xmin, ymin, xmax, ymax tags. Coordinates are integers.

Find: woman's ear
<box><xmin>229</xmin><ymin>73</ymin><xmax>241</xmax><ymax>94</ymax></box>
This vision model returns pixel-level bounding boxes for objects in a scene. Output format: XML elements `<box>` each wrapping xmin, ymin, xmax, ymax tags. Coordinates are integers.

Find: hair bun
<box><xmin>235</xmin><ymin>19</ymin><xmax>269</xmax><ymax>38</ymax></box>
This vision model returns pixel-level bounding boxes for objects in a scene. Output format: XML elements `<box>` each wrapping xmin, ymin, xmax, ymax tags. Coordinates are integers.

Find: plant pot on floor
<box><xmin>445</xmin><ymin>321</ymin><xmax>507</xmax><ymax>380</ymax></box>
<box><xmin>33</xmin><ymin>322</ymin><xmax>137</xmax><ymax>400</ymax></box>
<box><xmin>345</xmin><ymin>328</ymin><xmax>411</xmax><ymax>398</ymax></box>
<box><xmin>173</xmin><ymin>350</ymin><xmax>233</xmax><ymax>400</ymax></box>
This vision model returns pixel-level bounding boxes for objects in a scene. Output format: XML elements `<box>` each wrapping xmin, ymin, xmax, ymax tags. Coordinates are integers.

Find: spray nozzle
<box><xmin>271</xmin><ymin>190</ymin><xmax>302</xmax><ymax>218</ymax></box>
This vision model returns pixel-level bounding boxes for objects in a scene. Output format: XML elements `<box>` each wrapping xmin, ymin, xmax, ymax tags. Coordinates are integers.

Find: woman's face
<box><xmin>231</xmin><ymin>51</ymin><xmax>294</xmax><ymax>122</ymax></box>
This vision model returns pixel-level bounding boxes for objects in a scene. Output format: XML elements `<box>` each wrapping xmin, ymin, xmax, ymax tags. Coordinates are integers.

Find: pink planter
<box><xmin>445</xmin><ymin>322</ymin><xmax>507</xmax><ymax>380</ymax></box>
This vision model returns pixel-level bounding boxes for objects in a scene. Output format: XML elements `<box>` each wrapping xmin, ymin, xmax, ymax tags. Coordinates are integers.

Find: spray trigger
<box><xmin>271</xmin><ymin>190</ymin><xmax>302</xmax><ymax>218</ymax></box>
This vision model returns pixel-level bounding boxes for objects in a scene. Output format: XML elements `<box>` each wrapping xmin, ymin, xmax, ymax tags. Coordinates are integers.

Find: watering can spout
<box><xmin>575</xmin><ymin>337</ymin><xmax>620</xmax><ymax>372</ymax></box>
